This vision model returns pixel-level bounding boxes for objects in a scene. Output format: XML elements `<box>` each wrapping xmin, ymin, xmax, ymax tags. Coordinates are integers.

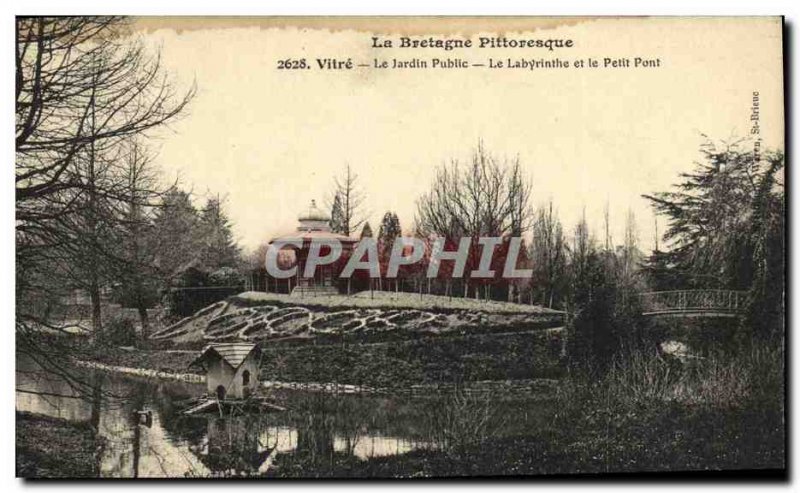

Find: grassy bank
<box><xmin>265</xmin><ymin>344</ymin><xmax>785</xmax><ymax>477</ymax></box>
<box><xmin>83</xmin><ymin>346</ymin><xmax>197</xmax><ymax>374</ymax></box>
<box><xmin>86</xmin><ymin>328</ymin><xmax>564</xmax><ymax>388</ymax></box>
<box><xmin>261</xmin><ymin>330</ymin><xmax>563</xmax><ymax>388</ymax></box>
<box><xmin>16</xmin><ymin>412</ymin><xmax>103</xmax><ymax>478</ymax></box>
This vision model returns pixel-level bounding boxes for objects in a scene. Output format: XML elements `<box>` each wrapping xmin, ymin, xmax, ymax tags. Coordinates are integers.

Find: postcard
<box><xmin>15</xmin><ymin>16</ymin><xmax>785</xmax><ymax>479</ymax></box>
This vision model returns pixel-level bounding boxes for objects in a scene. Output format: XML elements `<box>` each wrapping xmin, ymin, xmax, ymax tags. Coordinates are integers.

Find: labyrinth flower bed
<box><xmin>150</xmin><ymin>291</ymin><xmax>565</xmax><ymax>346</ymax></box>
<box><xmin>237</xmin><ymin>290</ymin><xmax>562</xmax><ymax>314</ymax></box>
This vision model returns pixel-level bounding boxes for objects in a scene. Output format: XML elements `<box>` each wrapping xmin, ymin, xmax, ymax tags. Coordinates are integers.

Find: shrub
<box><xmin>163</xmin><ymin>286</ymin><xmax>243</xmax><ymax>318</ymax></box>
<box><xmin>680</xmin><ymin>344</ymin><xmax>784</xmax><ymax>409</ymax></box>
<box><xmin>601</xmin><ymin>349</ymin><xmax>682</xmax><ymax>410</ymax></box>
<box><xmin>96</xmin><ymin>316</ymin><xmax>137</xmax><ymax>347</ymax></box>
<box><xmin>561</xmin><ymin>342</ymin><xmax>784</xmax><ymax>414</ymax></box>
<box><xmin>421</xmin><ymin>388</ymin><xmax>506</xmax><ymax>458</ymax></box>
<box><xmin>544</xmin><ymin>341</ymin><xmax>785</xmax><ymax>473</ymax></box>
<box><xmin>208</xmin><ymin>267</ymin><xmax>243</xmax><ymax>286</ymax></box>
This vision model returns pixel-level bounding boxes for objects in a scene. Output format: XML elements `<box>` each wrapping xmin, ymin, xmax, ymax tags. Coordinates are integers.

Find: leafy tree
<box><xmin>330</xmin><ymin>193</ymin><xmax>346</xmax><ymax>235</ymax></box>
<box><xmin>359</xmin><ymin>222</ymin><xmax>373</xmax><ymax>239</ymax></box>
<box><xmin>565</xmin><ymin>216</ymin><xmax>621</xmax><ymax>374</ymax></box>
<box><xmin>377</xmin><ymin>212</ymin><xmax>402</xmax><ymax>290</ymax></box>
<box><xmin>199</xmin><ymin>196</ymin><xmax>240</xmax><ymax>270</ymax></box>
<box><xmin>643</xmin><ymin>140</ymin><xmax>779</xmax><ymax>290</ymax></box>
<box><xmin>741</xmin><ymin>151</ymin><xmax>785</xmax><ymax>341</ymax></box>
<box><xmin>643</xmin><ymin>139</ymin><xmax>784</xmax><ymax>340</ymax></box>
<box><xmin>151</xmin><ymin>188</ymin><xmax>202</xmax><ymax>286</ymax></box>
<box><xmin>378</xmin><ymin>212</ymin><xmax>402</xmax><ymax>257</ymax></box>
<box><xmin>641</xmin><ymin>249</ymin><xmax>682</xmax><ymax>291</ymax></box>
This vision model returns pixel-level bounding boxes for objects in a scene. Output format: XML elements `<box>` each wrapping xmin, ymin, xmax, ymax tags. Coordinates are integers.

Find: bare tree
<box><xmin>530</xmin><ymin>200</ymin><xmax>567</xmax><ymax>308</ymax></box>
<box><xmin>16</xmin><ymin>17</ymin><xmax>194</xmax><ymax>346</ymax></box>
<box><xmin>329</xmin><ymin>164</ymin><xmax>366</xmax><ymax>236</ymax></box>
<box><xmin>620</xmin><ymin>208</ymin><xmax>639</xmax><ymax>283</ymax></box>
<box><xmin>115</xmin><ymin>140</ymin><xmax>164</xmax><ymax>338</ymax></box>
<box><xmin>571</xmin><ymin>209</ymin><xmax>592</xmax><ymax>277</ymax></box>
<box><xmin>603</xmin><ymin>200</ymin><xmax>612</xmax><ymax>252</ymax></box>
<box><xmin>16</xmin><ymin>17</ymin><xmax>193</xmax><ymax>206</ymax></box>
<box><xmin>416</xmin><ymin>143</ymin><xmax>532</xmax><ymax>239</ymax></box>
<box><xmin>415</xmin><ymin>142</ymin><xmax>533</xmax><ymax>299</ymax></box>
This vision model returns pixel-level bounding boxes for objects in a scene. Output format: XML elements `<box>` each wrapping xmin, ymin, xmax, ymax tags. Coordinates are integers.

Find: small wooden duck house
<box><xmin>190</xmin><ymin>343</ymin><xmax>261</xmax><ymax>400</ymax></box>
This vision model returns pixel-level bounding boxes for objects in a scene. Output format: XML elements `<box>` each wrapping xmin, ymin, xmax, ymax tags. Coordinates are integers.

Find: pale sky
<box><xmin>134</xmin><ymin>17</ymin><xmax>784</xmax><ymax>252</ymax></box>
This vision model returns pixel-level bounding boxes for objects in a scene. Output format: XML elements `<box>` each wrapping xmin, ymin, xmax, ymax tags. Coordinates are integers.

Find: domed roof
<box><xmin>298</xmin><ymin>199</ymin><xmax>329</xmax><ymax>222</ymax></box>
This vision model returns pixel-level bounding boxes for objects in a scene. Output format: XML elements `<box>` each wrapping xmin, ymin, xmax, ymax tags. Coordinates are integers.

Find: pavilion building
<box><xmin>266</xmin><ymin>200</ymin><xmax>357</xmax><ymax>297</ymax></box>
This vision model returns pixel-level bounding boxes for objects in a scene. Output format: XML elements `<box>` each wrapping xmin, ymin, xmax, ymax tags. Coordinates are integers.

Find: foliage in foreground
<box><xmin>540</xmin><ymin>344</ymin><xmax>784</xmax><ymax>472</ymax></box>
<box><xmin>266</xmin><ymin>343</ymin><xmax>784</xmax><ymax>477</ymax></box>
<box><xmin>16</xmin><ymin>412</ymin><xmax>103</xmax><ymax>478</ymax></box>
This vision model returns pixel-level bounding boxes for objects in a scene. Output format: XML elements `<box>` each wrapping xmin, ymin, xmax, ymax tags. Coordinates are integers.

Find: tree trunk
<box><xmin>89</xmin><ymin>375</ymin><xmax>102</xmax><ymax>431</ymax></box>
<box><xmin>90</xmin><ymin>281</ymin><xmax>102</xmax><ymax>342</ymax></box>
<box><xmin>137</xmin><ymin>304</ymin><xmax>150</xmax><ymax>340</ymax></box>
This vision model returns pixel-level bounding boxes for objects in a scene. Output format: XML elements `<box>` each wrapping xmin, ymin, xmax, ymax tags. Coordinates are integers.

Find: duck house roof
<box><xmin>190</xmin><ymin>343</ymin><xmax>259</xmax><ymax>370</ymax></box>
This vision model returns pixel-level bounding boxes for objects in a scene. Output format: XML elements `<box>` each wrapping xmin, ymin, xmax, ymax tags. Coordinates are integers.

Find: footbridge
<box><xmin>639</xmin><ymin>290</ymin><xmax>748</xmax><ymax>318</ymax></box>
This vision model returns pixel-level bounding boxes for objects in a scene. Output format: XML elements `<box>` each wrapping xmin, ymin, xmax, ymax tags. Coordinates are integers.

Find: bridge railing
<box><xmin>639</xmin><ymin>289</ymin><xmax>748</xmax><ymax>315</ymax></box>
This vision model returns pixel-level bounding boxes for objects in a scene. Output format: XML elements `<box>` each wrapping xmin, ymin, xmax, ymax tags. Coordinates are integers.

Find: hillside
<box><xmin>150</xmin><ymin>291</ymin><xmax>564</xmax><ymax>346</ymax></box>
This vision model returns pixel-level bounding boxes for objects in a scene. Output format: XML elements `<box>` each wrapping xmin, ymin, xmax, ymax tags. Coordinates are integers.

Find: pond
<box><xmin>16</xmin><ymin>355</ymin><xmax>553</xmax><ymax>478</ymax></box>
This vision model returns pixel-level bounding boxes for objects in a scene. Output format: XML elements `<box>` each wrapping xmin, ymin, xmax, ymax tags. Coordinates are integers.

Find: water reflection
<box><xmin>16</xmin><ymin>356</ymin><xmax>444</xmax><ymax>478</ymax></box>
<box><xmin>191</xmin><ymin>416</ymin><xmax>276</xmax><ymax>476</ymax></box>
